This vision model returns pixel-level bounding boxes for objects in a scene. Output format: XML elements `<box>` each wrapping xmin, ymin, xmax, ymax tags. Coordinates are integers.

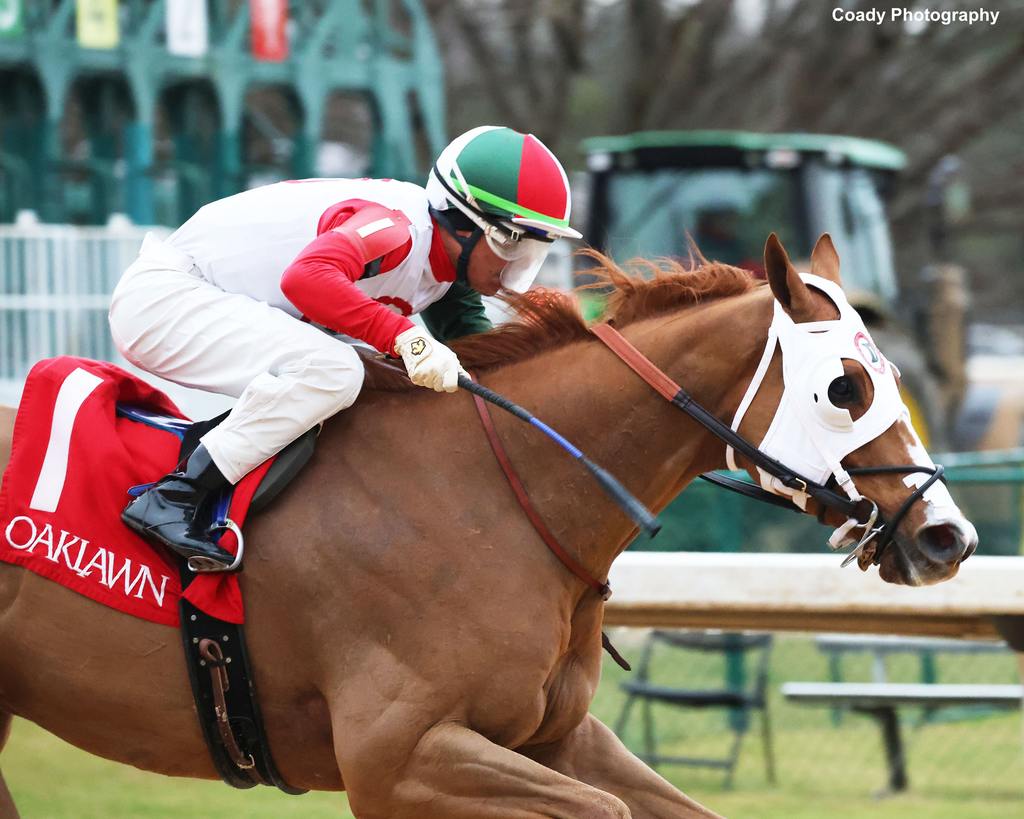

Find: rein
<box><xmin>468</xmin><ymin>383</ymin><xmax>611</xmax><ymax>600</ymax></box>
<box><xmin>589</xmin><ymin>323</ymin><xmax>944</xmax><ymax>566</ymax></box>
<box><xmin>467</xmin><ymin>374</ymin><xmax>633</xmax><ymax>671</ymax></box>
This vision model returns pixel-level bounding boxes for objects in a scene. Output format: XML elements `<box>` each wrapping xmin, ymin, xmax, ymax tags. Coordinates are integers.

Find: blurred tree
<box><xmin>425</xmin><ymin>0</ymin><xmax>586</xmax><ymax>146</ymax></box>
<box><xmin>425</xmin><ymin>0</ymin><xmax>1022</xmax><ymax>316</ymax></box>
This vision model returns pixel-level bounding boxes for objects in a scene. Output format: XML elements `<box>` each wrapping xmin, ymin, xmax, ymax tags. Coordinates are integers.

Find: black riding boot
<box><xmin>122</xmin><ymin>444</ymin><xmax>236</xmax><ymax>570</ymax></box>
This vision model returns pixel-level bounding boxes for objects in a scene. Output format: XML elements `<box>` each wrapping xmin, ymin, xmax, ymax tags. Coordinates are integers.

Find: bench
<box><xmin>816</xmin><ymin>634</ymin><xmax>1010</xmax><ymax>683</ymax></box>
<box><xmin>782</xmin><ymin>681</ymin><xmax>1024</xmax><ymax>791</ymax></box>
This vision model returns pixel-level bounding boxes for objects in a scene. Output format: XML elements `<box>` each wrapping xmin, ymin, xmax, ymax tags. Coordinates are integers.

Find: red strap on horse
<box><xmin>468</xmin><ymin>373</ymin><xmax>611</xmax><ymax>600</ymax></box>
<box><xmin>590</xmin><ymin>322</ymin><xmax>681</xmax><ymax>400</ymax></box>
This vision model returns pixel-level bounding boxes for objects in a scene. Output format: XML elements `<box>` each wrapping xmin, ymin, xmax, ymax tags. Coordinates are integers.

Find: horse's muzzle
<box><xmin>914</xmin><ymin>518</ymin><xmax>978</xmax><ymax>566</ymax></box>
<box><xmin>883</xmin><ymin>517</ymin><xmax>979</xmax><ymax>585</ymax></box>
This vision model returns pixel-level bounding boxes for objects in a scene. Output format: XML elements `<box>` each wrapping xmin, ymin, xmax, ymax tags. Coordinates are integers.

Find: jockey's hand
<box><xmin>394</xmin><ymin>326</ymin><xmax>466</xmax><ymax>393</ymax></box>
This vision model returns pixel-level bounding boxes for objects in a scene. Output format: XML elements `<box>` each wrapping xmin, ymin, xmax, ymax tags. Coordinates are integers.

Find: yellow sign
<box><xmin>76</xmin><ymin>0</ymin><xmax>119</xmax><ymax>50</ymax></box>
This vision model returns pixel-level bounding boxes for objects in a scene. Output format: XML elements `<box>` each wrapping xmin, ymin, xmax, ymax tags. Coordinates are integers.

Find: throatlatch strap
<box><xmin>469</xmin><ymin>376</ymin><xmax>611</xmax><ymax>599</ymax></box>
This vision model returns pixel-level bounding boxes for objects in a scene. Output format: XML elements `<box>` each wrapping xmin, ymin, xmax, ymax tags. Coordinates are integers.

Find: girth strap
<box><xmin>199</xmin><ymin>638</ymin><xmax>261</xmax><ymax>780</ymax></box>
<box><xmin>176</xmin><ymin>418</ymin><xmax>306</xmax><ymax>796</ymax></box>
<box><xmin>468</xmin><ymin>376</ymin><xmax>611</xmax><ymax>599</ymax></box>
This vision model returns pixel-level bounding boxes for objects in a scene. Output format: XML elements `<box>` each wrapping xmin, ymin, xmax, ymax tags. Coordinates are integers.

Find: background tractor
<box><xmin>579</xmin><ymin>130</ymin><xmax>968</xmax><ymax>449</ymax></box>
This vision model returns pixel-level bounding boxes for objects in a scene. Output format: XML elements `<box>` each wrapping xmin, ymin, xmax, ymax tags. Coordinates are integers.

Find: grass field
<box><xmin>4</xmin><ymin>633</ymin><xmax>1023</xmax><ymax>818</ymax></box>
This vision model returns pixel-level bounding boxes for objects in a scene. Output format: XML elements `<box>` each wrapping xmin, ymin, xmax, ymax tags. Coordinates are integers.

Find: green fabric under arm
<box><xmin>421</xmin><ymin>281</ymin><xmax>493</xmax><ymax>342</ymax></box>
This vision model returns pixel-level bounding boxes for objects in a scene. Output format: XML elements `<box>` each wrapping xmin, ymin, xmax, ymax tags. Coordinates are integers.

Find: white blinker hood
<box><xmin>726</xmin><ymin>273</ymin><xmax>910</xmax><ymax>514</ymax></box>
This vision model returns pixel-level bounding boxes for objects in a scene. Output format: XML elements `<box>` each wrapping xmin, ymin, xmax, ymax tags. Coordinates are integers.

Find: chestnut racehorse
<box><xmin>0</xmin><ymin>235</ymin><xmax>976</xmax><ymax>818</ymax></box>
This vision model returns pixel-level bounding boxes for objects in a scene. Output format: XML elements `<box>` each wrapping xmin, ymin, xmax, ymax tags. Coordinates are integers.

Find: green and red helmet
<box><xmin>427</xmin><ymin>126</ymin><xmax>581</xmax><ymax>291</ymax></box>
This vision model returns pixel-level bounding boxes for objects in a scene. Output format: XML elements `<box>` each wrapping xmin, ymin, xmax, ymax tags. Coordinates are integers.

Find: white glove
<box><xmin>394</xmin><ymin>326</ymin><xmax>466</xmax><ymax>393</ymax></box>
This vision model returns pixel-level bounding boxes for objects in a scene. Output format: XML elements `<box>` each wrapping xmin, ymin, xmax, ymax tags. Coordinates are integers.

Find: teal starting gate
<box><xmin>0</xmin><ymin>0</ymin><xmax>446</xmax><ymax>225</ymax></box>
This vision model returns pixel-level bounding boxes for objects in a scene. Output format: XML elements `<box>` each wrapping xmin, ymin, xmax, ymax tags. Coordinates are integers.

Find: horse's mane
<box><xmin>361</xmin><ymin>250</ymin><xmax>757</xmax><ymax>391</ymax></box>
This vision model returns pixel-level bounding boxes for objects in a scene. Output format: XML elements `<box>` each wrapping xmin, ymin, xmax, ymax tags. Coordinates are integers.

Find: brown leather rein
<box><xmin>466</xmin><ymin>317</ymin><xmax>841</xmax><ymax>601</ymax></box>
<box><xmin>469</xmin><ymin>376</ymin><xmax>633</xmax><ymax>670</ymax></box>
<box><xmin>466</xmin><ymin>314</ymin><xmax>944</xmax><ymax>623</ymax></box>
<box><xmin>588</xmin><ymin>322</ymin><xmax>946</xmax><ymax>568</ymax></box>
<box><xmin>469</xmin><ymin>381</ymin><xmax>611</xmax><ymax>599</ymax></box>
<box><xmin>467</xmin><ymin>321</ymin><xmax>860</xmax><ymax>599</ymax></box>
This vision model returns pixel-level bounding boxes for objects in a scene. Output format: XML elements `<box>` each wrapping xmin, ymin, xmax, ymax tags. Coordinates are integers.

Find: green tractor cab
<box><xmin>580</xmin><ymin>130</ymin><xmax>946</xmax><ymax>446</ymax></box>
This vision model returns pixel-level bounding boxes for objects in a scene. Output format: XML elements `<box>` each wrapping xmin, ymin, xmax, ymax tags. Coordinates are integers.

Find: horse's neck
<box><xmin>481</xmin><ymin>288</ymin><xmax>773</xmax><ymax>583</ymax></box>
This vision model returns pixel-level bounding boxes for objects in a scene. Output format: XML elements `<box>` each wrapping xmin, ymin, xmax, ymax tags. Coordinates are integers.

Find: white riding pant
<box><xmin>109</xmin><ymin>234</ymin><xmax>364</xmax><ymax>484</ymax></box>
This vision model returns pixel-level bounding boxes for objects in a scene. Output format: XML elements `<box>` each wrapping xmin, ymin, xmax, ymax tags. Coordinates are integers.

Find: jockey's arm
<box><xmin>280</xmin><ymin>210</ymin><xmax>416</xmax><ymax>356</ymax></box>
<box><xmin>421</xmin><ymin>280</ymin><xmax>493</xmax><ymax>343</ymax></box>
<box><xmin>281</xmin><ymin>203</ymin><xmax>466</xmax><ymax>392</ymax></box>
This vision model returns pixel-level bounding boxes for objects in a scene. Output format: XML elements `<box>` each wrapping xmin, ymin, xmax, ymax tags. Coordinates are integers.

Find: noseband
<box><xmin>590</xmin><ymin>323</ymin><xmax>944</xmax><ymax>567</ymax></box>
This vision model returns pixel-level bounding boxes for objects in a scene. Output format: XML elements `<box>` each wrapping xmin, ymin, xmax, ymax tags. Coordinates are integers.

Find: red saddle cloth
<box><xmin>0</xmin><ymin>357</ymin><xmax>270</xmax><ymax>626</ymax></box>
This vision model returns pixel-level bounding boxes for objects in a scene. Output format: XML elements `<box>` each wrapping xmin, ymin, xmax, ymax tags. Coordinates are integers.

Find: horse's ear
<box><xmin>810</xmin><ymin>233</ymin><xmax>843</xmax><ymax>286</ymax></box>
<box><xmin>764</xmin><ymin>233</ymin><xmax>817</xmax><ymax>320</ymax></box>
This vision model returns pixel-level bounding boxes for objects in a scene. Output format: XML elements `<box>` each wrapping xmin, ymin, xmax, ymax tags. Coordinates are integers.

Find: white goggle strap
<box><xmin>443</xmin><ymin>180</ymin><xmax>525</xmax><ymax>252</ymax></box>
<box><xmin>801</xmin><ymin>399</ymin><xmax>864</xmax><ymax>503</ymax></box>
<box><xmin>447</xmin><ymin>160</ymin><xmax>477</xmax><ymax>210</ymax></box>
<box><xmin>726</xmin><ymin>325</ymin><xmax>779</xmax><ymax>471</ymax></box>
<box><xmin>833</xmin><ymin>465</ymin><xmax>861</xmax><ymax>501</ymax></box>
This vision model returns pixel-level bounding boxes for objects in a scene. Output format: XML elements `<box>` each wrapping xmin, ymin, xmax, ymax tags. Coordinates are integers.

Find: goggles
<box><xmin>455</xmin><ymin>207</ymin><xmax>551</xmax><ymax>291</ymax></box>
<box><xmin>484</xmin><ymin>223</ymin><xmax>530</xmax><ymax>260</ymax></box>
<box><xmin>430</xmin><ymin>163</ymin><xmax>557</xmax><ymax>292</ymax></box>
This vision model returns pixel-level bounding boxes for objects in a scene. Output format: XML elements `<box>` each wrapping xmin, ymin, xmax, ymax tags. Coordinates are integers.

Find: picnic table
<box><xmin>782</xmin><ymin>681</ymin><xmax>1023</xmax><ymax>791</ymax></box>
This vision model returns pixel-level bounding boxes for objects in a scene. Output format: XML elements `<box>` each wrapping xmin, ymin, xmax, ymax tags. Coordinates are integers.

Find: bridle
<box><xmin>589</xmin><ymin>323</ymin><xmax>945</xmax><ymax>568</ymax></box>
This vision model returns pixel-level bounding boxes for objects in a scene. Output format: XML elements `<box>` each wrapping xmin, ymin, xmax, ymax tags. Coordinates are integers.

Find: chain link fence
<box><xmin>595</xmin><ymin>629</ymin><xmax>1023</xmax><ymax>807</ymax></box>
<box><xmin>604</xmin><ymin>453</ymin><xmax>1024</xmax><ymax>811</ymax></box>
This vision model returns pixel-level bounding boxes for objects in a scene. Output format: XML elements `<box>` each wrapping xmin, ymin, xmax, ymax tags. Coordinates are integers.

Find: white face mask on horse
<box><xmin>726</xmin><ymin>271</ymin><xmax>959</xmax><ymax>556</ymax></box>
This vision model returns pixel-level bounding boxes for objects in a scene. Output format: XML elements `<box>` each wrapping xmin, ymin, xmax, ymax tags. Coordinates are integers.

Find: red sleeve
<box><xmin>280</xmin><ymin>200</ymin><xmax>415</xmax><ymax>354</ymax></box>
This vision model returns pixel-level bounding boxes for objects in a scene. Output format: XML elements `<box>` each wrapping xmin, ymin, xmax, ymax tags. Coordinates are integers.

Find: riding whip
<box><xmin>458</xmin><ymin>375</ymin><xmax>660</xmax><ymax>537</ymax></box>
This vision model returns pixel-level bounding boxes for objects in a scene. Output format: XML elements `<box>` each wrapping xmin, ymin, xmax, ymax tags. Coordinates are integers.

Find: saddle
<box><xmin>0</xmin><ymin>357</ymin><xmax>315</xmax><ymax>794</ymax></box>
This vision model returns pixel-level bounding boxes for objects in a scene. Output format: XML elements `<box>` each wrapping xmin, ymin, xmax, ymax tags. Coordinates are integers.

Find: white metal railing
<box><xmin>0</xmin><ymin>211</ymin><xmax>169</xmax><ymax>406</ymax></box>
<box><xmin>605</xmin><ymin>552</ymin><xmax>1024</xmax><ymax>640</ymax></box>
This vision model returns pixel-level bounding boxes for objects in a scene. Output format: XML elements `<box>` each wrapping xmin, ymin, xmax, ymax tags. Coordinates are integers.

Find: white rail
<box><xmin>0</xmin><ymin>213</ymin><xmax>232</xmax><ymax>417</ymax></box>
<box><xmin>605</xmin><ymin>552</ymin><xmax>1024</xmax><ymax>639</ymax></box>
<box><xmin>0</xmin><ymin>213</ymin><xmax>164</xmax><ymax>404</ymax></box>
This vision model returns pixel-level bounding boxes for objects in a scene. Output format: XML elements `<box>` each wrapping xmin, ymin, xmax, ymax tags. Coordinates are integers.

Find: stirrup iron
<box><xmin>187</xmin><ymin>519</ymin><xmax>245</xmax><ymax>573</ymax></box>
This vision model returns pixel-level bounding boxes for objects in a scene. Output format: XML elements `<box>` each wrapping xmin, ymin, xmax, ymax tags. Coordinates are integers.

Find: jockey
<box><xmin>109</xmin><ymin>125</ymin><xmax>581</xmax><ymax>570</ymax></box>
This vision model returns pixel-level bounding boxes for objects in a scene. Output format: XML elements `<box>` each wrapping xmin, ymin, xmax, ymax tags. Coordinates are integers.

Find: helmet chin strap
<box><xmin>429</xmin><ymin>206</ymin><xmax>483</xmax><ymax>285</ymax></box>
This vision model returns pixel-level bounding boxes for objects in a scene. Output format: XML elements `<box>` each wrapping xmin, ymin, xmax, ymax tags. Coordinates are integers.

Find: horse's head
<box><xmin>729</xmin><ymin>233</ymin><xmax>976</xmax><ymax>586</ymax></box>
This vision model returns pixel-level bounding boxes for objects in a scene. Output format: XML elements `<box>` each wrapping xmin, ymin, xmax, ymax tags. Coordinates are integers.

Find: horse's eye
<box><xmin>828</xmin><ymin>376</ymin><xmax>857</xmax><ymax>404</ymax></box>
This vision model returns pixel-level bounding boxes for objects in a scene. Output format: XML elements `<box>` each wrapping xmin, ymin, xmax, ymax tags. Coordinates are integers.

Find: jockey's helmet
<box><xmin>427</xmin><ymin>125</ymin><xmax>581</xmax><ymax>292</ymax></box>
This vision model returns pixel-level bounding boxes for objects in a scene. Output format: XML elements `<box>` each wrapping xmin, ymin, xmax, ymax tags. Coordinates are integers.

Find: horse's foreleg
<box><xmin>342</xmin><ymin>720</ymin><xmax>630</xmax><ymax>819</ymax></box>
<box><xmin>0</xmin><ymin>712</ymin><xmax>19</xmax><ymax>819</ymax></box>
<box><xmin>523</xmin><ymin>713</ymin><xmax>721</xmax><ymax>819</ymax></box>
<box><xmin>0</xmin><ymin>768</ymin><xmax>14</xmax><ymax>819</ymax></box>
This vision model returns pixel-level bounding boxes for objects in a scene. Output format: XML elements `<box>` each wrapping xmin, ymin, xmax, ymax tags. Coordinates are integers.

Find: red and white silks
<box><xmin>109</xmin><ymin>234</ymin><xmax>364</xmax><ymax>484</ymax></box>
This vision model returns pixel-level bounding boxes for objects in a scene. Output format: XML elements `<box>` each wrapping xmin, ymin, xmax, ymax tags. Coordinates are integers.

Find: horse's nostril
<box><xmin>917</xmin><ymin>523</ymin><xmax>969</xmax><ymax>562</ymax></box>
